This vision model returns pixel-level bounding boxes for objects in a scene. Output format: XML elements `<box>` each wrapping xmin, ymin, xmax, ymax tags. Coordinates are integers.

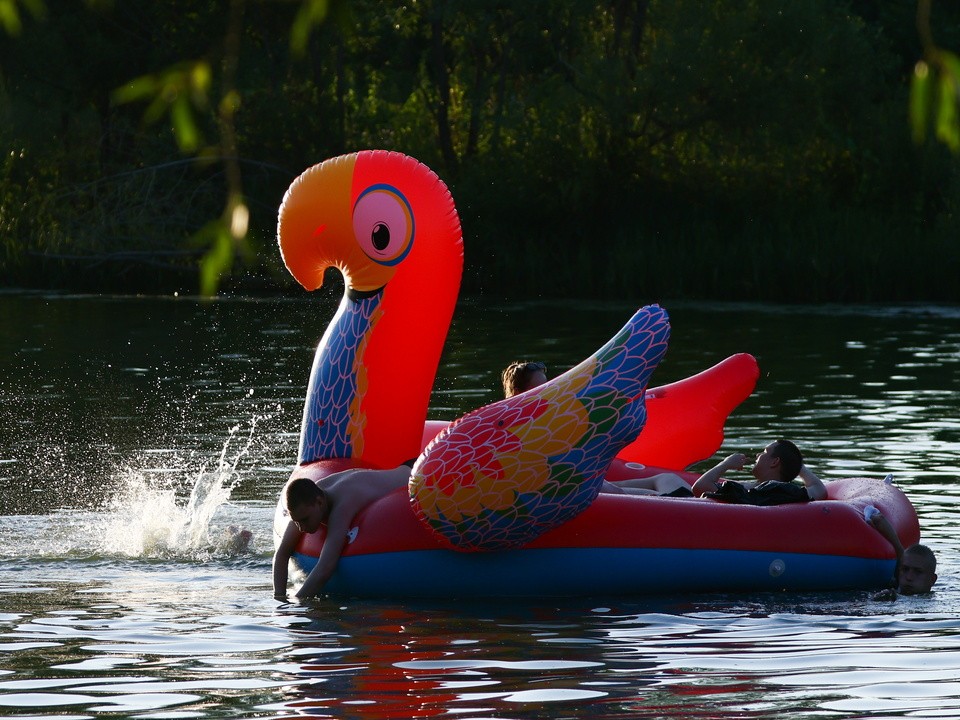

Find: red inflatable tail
<box><xmin>617</xmin><ymin>353</ymin><xmax>760</xmax><ymax>470</ymax></box>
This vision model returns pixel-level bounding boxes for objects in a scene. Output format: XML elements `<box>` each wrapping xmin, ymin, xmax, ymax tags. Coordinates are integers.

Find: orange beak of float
<box><xmin>277</xmin><ymin>153</ymin><xmax>400</xmax><ymax>294</ymax></box>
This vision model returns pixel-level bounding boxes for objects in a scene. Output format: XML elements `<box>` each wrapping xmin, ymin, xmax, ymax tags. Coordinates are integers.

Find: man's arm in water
<box><xmin>272</xmin><ymin>521</ymin><xmax>302</xmax><ymax>600</ymax></box>
<box><xmin>868</xmin><ymin>509</ymin><xmax>904</xmax><ymax>600</ymax></box>
<box><xmin>294</xmin><ymin>492</ymin><xmax>363</xmax><ymax>599</ymax></box>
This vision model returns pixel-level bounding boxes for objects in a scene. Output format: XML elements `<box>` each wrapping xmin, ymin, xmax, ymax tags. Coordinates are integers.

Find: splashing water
<box><xmin>99</xmin><ymin>419</ymin><xmax>263</xmax><ymax>559</ymax></box>
<box><xmin>0</xmin><ymin>418</ymin><xmax>269</xmax><ymax>563</ymax></box>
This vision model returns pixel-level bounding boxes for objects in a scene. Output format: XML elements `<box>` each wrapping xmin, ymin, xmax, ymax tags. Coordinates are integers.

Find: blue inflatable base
<box><xmin>292</xmin><ymin>547</ymin><xmax>894</xmax><ymax>598</ymax></box>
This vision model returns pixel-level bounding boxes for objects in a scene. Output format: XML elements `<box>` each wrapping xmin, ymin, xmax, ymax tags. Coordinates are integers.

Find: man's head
<box><xmin>752</xmin><ymin>439</ymin><xmax>803</xmax><ymax>482</ymax></box>
<box><xmin>284</xmin><ymin>477</ymin><xmax>330</xmax><ymax>534</ymax></box>
<box><xmin>502</xmin><ymin>361</ymin><xmax>548</xmax><ymax>398</ymax></box>
<box><xmin>898</xmin><ymin>544</ymin><xmax>938</xmax><ymax>595</ymax></box>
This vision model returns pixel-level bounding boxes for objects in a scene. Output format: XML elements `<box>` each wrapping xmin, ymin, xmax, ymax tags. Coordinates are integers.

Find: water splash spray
<box><xmin>102</xmin><ymin>418</ymin><xmax>263</xmax><ymax>558</ymax></box>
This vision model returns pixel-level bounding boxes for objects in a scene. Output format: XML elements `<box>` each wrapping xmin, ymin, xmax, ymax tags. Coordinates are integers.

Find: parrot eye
<box><xmin>353</xmin><ymin>184</ymin><xmax>414</xmax><ymax>266</ymax></box>
<box><xmin>371</xmin><ymin>222</ymin><xmax>390</xmax><ymax>251</ymax></box>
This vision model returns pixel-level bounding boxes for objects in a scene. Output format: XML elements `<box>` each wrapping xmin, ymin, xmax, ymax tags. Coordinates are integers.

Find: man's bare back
<box><xmin>318</xmin><ymin>465</ymin><xmax>410</xmax><ymax>520</ymax></box>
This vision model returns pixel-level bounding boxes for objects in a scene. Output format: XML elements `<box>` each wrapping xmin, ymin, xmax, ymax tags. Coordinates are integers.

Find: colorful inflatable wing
<box><xmin>416</xmin><ymin>354</ymin><xmax>760</xmax><ymax>473</ymax></box>
<box><xmin>409</xmin><ymin>304</ymin><xmax>671</xmax><ymax>551</ymax></box>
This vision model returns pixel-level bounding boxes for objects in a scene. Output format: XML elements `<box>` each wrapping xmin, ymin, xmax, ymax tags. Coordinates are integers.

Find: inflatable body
<box><xmin>275</xmin><ymin>467</ymin><xmax>918</xmax><ymax>598</ymax></box>
<box><xmin>275</xmin><ymin>150</ymin><xmax>919</xmax><ymax>598</ymax></box>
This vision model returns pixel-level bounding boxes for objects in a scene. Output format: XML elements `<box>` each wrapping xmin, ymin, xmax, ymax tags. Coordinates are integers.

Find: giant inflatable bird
<box><xmin>278</xmin><ymin>150</ymin><xmax>755</xmax><ymax>551</ymax></box>
<box><xmin>274</xmin><ymin>151</ymin><xmax>921</xmax><ymax>598</ymax></box>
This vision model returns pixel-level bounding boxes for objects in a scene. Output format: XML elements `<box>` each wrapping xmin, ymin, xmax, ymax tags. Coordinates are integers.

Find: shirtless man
<box><xmin>272</xmin><ymin>465</ymin><xmax>410</xmax><ymax>600</ymax></box>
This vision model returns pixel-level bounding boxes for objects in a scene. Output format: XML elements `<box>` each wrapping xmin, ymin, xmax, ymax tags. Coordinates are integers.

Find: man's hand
<box><xmin>693</xmin><ymin>452</ymin><xmax>748</xmax><ymax>496</ymax></box>
<box><xmin>873</xmin><ymin>588</ymin><xmax>898</xmax><ymax>602</ymax></box>
<box><xmin>721</xmin><ymin>453</ymin><xmax>749</xmax><ymax>472</ymax></box>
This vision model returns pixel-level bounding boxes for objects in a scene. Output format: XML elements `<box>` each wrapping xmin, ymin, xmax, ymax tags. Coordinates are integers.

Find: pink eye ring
<box><xmin>352</xmin><ymin>184</ymin><xmax>414</xmax><ymax>266</ymax></box>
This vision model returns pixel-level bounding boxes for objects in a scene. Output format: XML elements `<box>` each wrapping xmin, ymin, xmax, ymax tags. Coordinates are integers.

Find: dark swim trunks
<box><xmin>661</xmin><ymin>486</ymin><xmax>694</xmax><ymax>498</ymax></box>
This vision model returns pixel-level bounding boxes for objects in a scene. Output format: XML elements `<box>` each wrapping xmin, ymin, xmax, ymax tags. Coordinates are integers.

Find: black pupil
<box><xmin>372</xmin><ymin>223</ymin><xmax>390</xmax><ymax>251</ymax></box>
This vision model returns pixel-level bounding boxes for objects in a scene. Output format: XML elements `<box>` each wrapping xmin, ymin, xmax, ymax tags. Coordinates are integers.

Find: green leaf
<box><xmin>0</xmin><ymin>1</ymin><xmax>23</xmax><ymax>35</ymax></box>
<box><xmin>190</xmin><ymin>62</ymin><xmax>212</xmax><ymax>96</ymax></box>
<box><xmin>942</xmin><ymin>51</ymin><xmax>960</xmax><ymax>85</ymax></box>
<box><xmin>935</xmin><ymin>73</ymin><xmax>960</xmax><ymax>152</ymax></box>
<box><xmin>195</xmin><ymin>220</ymin><xmax>234</xmax><ymax>296</ymax></box>
<box><xmin>111</xmin><ymin>75</ymin><xmax>158</xmax><ymax>106</ymax></box>
<box><xmin>910</xmin><ymin>61</ymin><xmax>932</xmax><ymax>145</ymax></box>
<box><xmin>291</xmin><ymin>0</ymin><xmax>329</xmax><ymax>56</ymax></box>
<box><xmin>0</xmin><ymin>0</ymin><xmax>44</xmax><ymax>35</ymax></box>
<box><xmin>111</xmin><ymin>62</ymin><xmax>209</xmax><ymax>152</ymax></box>
<box><xmin>171</xmin><ymin>96</ymin><xmax>200</xmax><ymax>153</ymax></box>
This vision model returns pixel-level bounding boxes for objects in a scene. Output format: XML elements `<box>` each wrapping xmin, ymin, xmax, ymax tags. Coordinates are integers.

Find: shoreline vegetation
<box><xmin>6</xmin><ymin>184</ymin><xmax>958</xmax><ymax>304</ymax></box>
<box><xmin>2</xmin><ymin>1</ymin><xmax>959</xmax><ymax>304</ymax></box>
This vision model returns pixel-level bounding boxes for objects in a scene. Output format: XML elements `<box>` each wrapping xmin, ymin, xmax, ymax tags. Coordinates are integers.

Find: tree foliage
<box><xmin>911</xmin><ymin>0</ymin><xmax>960</xmax><ymax>152</ymax></box>
<box><xmin>1</xmin><ymin>0</ymin><xmax>958</xmax><ymax>301</ymax></box>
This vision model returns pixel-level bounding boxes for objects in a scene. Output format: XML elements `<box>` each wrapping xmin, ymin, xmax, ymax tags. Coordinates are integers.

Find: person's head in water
<box><xmin>752</xmin><ymin>439</ymin><xmax>803</xmax><ymax>482</ymax></box>
<box><xmin>502</xmin><ymin>361</ymin><xmax>547</xmax><ymax>398</ymax></box>
<box><xmin>898</xmin><ymin>544</ymin><xmax>938</xmax><ymax>595</ymax></box>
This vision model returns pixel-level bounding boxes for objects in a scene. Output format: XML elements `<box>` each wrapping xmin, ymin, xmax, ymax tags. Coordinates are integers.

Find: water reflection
<box><xmin>275</xmin><ymin>603</ymin><xmax>615</xmax><ymax>717</ymax></box>
<box><xmin>1</xmin><ymin>294</ymin><xmax>959</xmax><ymax>719</ymax></box>
<box><xmin>256</xmin><ymin>600</ymin><xmax>960</xmax><ymax>719</ymax></box>
<box><xmin>3</xmin><ymin>578</ymin><xmax>960</xmax><ymax>718</ymax></box>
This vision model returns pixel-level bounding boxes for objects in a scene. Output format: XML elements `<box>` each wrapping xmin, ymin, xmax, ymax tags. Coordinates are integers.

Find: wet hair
<box><xmin>502</xmin><ymin>361</ymin><xmax>547</xmax><ymax>398</ymax></box>
<box><xmin>284</xmin><ymin>476</ymin><xmax>324</xmax><ymax>510</ymax></box>
<box><xmin>904</xmin><ymin>543</ymin><xmax>937</xmax><ymax>572</ymax></box>
<box><xmin>771</xmin><ymin>439</ymin><xmax>803</xmax><ymax>482</ymax></box>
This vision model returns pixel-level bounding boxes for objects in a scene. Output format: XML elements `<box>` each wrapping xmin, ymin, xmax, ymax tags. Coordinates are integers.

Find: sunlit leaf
<box><xmin>943</xmin><ymin>51</ymin><xmax>960</xmax><ymax>83</ymax></box>
<box><xmin>291</xmin><ymin>0</ymin><xmax>329</xmax><ymax>55</ymax></box>
<box><xmin>142</xmin><ymin>92</ymin><xmax>170</xmax><ymax>125</ymax></box>
<box><xmin>935</xmin><ymin>73</ymin><xmax>959</xmax><ymax>152</ymax></box>
<box><xmin>111</xmin><ymin>75</ymin><xmax>158</xmax><ymax>105</ymax></box>
<box><xmin>909</xmin><ymin>61</ymin><xmax>931</xmax><ymax>145</ymax></box>
<box><xmin>0</xmin><ymin>1</ymin><xmax>23</xmax><ymax>35</ymax></box>
<box><xmin>228</xmin><ymin>200</ymin><xmax>249</xmax><ymax>239</ymax></box>
<box><xmin>0</xmin><ymin>0</ymin><xmax>44</xmax><ymax>35</ymax></box>
<box><xmin>114</xmin><ymin>63</ymin><xmax>209</xmax><ymax>153</ymax></box>
<box><xmin>195</xmin><ymin>220</ymin><xmax>233</xmax><ymax>296</ymax></box>
<box><xmin>190</xmin><ymin>62</ymin><xmax>212</xmax><ymax>95</ymax></box>
<box><xmin>219</xmin><ymin>90</ymin><xmax>241</xmax><ymax>117</ymax></box>
<box><xmin>171</xmin><ymin>96</ymin><xmax>200</xmax><ymax>152</ymax></box>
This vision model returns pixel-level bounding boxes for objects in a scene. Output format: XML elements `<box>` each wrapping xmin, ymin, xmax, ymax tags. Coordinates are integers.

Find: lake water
<box><xmin>1</xmin><ymin>291</ymin><xmax>959</xmax><ymax>719</ymax></box>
